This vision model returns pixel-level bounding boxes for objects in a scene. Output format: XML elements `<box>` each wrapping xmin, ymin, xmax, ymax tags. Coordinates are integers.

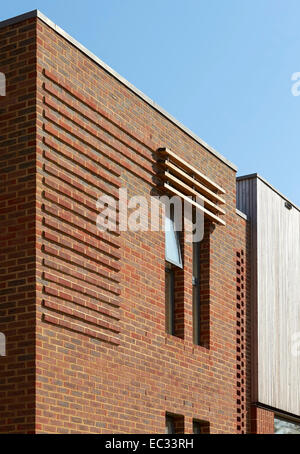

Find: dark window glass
<box><xmin>165</xmin><ymin>267</ymin><xmax>174</xmax><ymax>335</ymax></box>
<box><xmin>193</xmin><ymin>241</ymin><xmax>201</xmax><ymax>345</ymax></box>
<box><xmin>193</xmin><ymin>421</ymin><xmax>201</xmax><ymax>434</ymax></box>
<box><xmin>166</xmin><ymin>413</ymin><xmax>184</xmax><ymax>433</ymax></box>
<box><xmin>165</xmin><ymin>415</ymin><xmax>175</xmax><ymax>434</ymax></box>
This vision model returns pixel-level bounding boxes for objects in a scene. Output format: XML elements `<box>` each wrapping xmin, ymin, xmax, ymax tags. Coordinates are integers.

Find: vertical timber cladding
<box><xmin>256</xmin><ymin>178</ymin><xmax>300</xmax><ymax>416</ymax></box>
<box><xmin>237</xmin><ymin>175</ymin><xmax>300</xmax><ymax>417</ymax></box>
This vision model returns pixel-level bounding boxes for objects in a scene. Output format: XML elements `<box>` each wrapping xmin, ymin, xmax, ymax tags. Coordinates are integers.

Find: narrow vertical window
<box><xmin>165</xmin><ymin>205</ymin><xmax>184</xmax><ymax>338</ymax></box>
<box><xmin>165</xmin><ymin>265</ymin><xmax>174</xmax><ymax>335</ymax></box>
<box><xmin>165</xmin><ymin>415</ymin><xmax>175</xmax><ymax>434</ymax></box>
<box><xmin>193</xmin><ymin>420</ymin><xmax>201</xmax><ymax>434</ymax></box>
<box><xmin>193</xmin><ymin>240</ymin><xmax>201</xmax><ymax>345</ymax></box>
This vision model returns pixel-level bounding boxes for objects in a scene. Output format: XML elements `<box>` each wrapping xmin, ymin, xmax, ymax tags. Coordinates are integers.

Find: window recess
<box><xmin>165</xmin><ymin>413</ymin><xmax>184</xmax><ymax>434</ymax></box>
<box><xmin>165</xmin><ymin>265</ymin><xmax>175</xmax><ymax>335</ymax></box>
<box><xmin>193</xmin><ymin>241</ymin><xmax>201</xmax><ymax>345</ymax></box>
<box><xmin>193</xmin><ymin>419</ymin><xmax>210</xmax><ymax>434</ymax></box>
<box><xmin>164</xmin><ymin>205</ymin><xmax>184</xmax><ymax>338</ymax></box>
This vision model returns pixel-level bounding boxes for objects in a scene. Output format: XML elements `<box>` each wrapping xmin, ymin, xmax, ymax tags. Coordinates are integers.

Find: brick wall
<box><xmin>0</xmin><ymin>17</ymin><xmax>37</xmax><ymax>433</ymax></box>
<box><xmin>0</xmin><ymin>14</ymin><xmax>274</xmax><ymax>433</ymax></box>
<box><xmin>251</xmin><ymin>406</ymin><xmax>274</xmax><ymax>434</ymax></box>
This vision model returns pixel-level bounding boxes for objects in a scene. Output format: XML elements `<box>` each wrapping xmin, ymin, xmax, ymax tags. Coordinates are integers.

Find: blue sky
<box><xmin>1</xmin><ymin>0</ymin><xmax>300</xmax><ymax>205</ymax></box>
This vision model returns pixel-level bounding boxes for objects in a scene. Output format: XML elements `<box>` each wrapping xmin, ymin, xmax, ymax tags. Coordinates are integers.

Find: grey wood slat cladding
<box><xmin>237</xmin><ymin>175</ymin><xmax>300</xmax><ymax>417</ymax></box>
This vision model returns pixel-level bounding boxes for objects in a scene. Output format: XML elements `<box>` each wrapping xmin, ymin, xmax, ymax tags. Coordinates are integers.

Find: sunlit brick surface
<box><xmin>0</xmin><ymin>15</ymin><xmax>274</xmax><ymax>433</ymax></box>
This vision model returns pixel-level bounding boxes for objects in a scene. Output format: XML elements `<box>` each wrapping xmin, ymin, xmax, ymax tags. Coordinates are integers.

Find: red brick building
<box><xmin>0</xmin><ymin>10</ymin><xmax>299</xmax><ymax>434</ymax></box>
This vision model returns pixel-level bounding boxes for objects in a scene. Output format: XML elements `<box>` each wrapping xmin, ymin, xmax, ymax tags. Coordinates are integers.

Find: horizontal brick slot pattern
<box><xmin>41</xmin><ymin>188</ymin><xmax>119</xmax><ymax>247</ymax></box>
<box><xmin>43</xmin><ymin>149</ymin><xmax>119</xmax><ymax>201</ymax></box>
<box><xmin>42</xmin><ymin>75</ymin><xmax>158</xmax><ymax>185</ymax></box>
<box><xmin>43</xmin><ymin>137</ymin><xmax>121</xmax><ymax>197</ymax></box>
<box><xmin>42</xmin><ymin>313</ymin><xmax>120</xmax><ymax>345</ymax></box>
<box><xmin>43</xmin><ymin>175</ymin><xmax>118</xmax><ymax>219</ymax></box>
<box><xmin>42</xmin><ymin>270</ymin><xmax>120</xmax><ymax>307</ymax></box>
<box><xmin>42</xmin><ymin>285</ymin><xmax>119</xmax><ymax>319</ymax></box>
<box><xmin>44</xmin><ymin>96</ymin><xmax>154</xmax><ymax>177</ymax></box>
<box><xmin>43</xmin><ymin>301</ymin><xmax>120</xmax><ymax>334</ymax></box>
<box><xmin>43</xmin><ymin>113</ymin><xmax>154</xmax><ymax>186</ymax></box>
<box><xmin>42</xmin><ymin>228</ymin><xmax>119</xmax><ymax>272</ymax></box>
<box><xmin>43</xmin><ymin>69</ymin><xmax>155</xmax><ymax>157</ymax></box>
<box><xmin>42</xmin><ymin>243</ymin><xmax>120</xmax><ymax>284</ymax></box>
<box><xmin>39</xmin><ymin>63</ymin><xmax>122</xmax><ymax>351</ymax></box>
<box><xmin>43</xmin><ymin>211</ymin><xmax>120</xmax><ymax>261</ymax></box>
<box><xmin>42</xmin><ymin>256</ymin><xmax>120</xmax><ymax>295</ymax></box>
<box><xmin>42</xmin><ymin>161</ymin><xmax>117</xmax><ymax>208</ymax></box>
<box><xmin>42</xmin><ymin>299</ymin><xmax>120</xmax><ymax>332</ymax></box>
<box><xmin>43</xmin><ymin>120</ymin><xmax>122</xmax><ymax>188</ymax></box>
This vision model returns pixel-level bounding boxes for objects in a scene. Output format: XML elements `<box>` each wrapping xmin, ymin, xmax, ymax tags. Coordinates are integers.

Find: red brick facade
<box><xmin>0</xmin><ymin>17</ymin><xmax>36</xmax><ymax>433</ymax></box>
<box><xmin>0</xmin><ymin>13</ymin><xmax>274</xmax><ymax>433</ymax></box>
<box><xmin>251</xmin><ymin>407</ymin><xmax>274</xmax><ymax>434</ymax></box>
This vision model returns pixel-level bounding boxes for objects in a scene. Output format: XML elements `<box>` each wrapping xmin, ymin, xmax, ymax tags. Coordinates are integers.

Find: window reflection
<box><xmin>165</xmin><ymin>207</ymin><xmax>182</xmax><ymax>268</ymax></box>
<box><xmin>274</xmin><ymin>416</ymin><xmax>300</xmax><ymax>434</ymax></box>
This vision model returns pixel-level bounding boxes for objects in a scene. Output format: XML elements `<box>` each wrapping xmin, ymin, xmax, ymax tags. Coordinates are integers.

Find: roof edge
<box><xmin>0</xmin><ymin>9</ymin><xmax>238</xmax><ymax>172</ymax></box>
<box><xmin>237</xmin><ymin>173</ymin><xmax>300</xmax><ymax>213</ymax></box>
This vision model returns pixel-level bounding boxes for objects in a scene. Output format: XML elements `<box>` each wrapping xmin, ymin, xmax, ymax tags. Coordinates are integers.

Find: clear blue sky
<box><xmin>2</xmin><ymin>0</ymin><xmax>300</xmax><ymax>206</ymax></box>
